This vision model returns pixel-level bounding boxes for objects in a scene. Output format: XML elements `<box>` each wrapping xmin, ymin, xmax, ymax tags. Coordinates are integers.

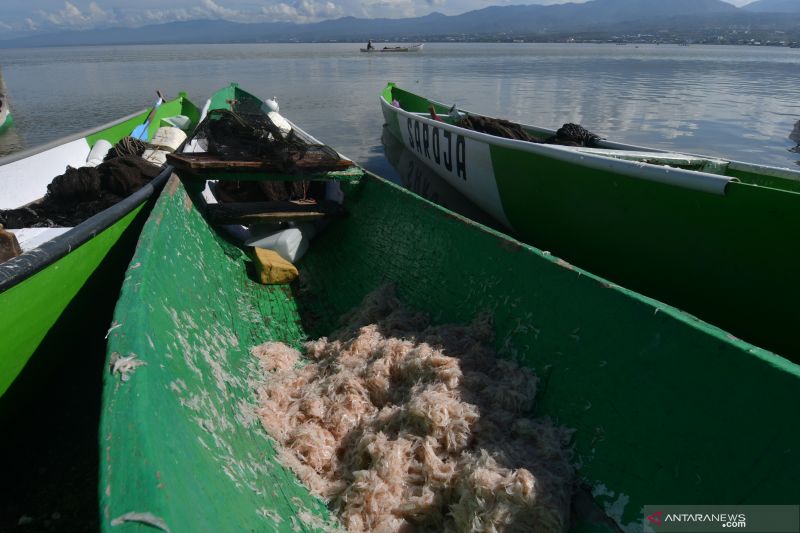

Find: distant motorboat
<box><xmin>360</xmin><ymin>43</ymin><xmax>424</xmax><ymax>53</ymax></box>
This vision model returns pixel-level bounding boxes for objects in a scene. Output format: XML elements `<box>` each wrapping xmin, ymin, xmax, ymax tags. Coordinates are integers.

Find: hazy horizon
<box><xmin>1</xmin><ymin>0</ymin><xmax>757</xmax><ymax>39</ymax></box>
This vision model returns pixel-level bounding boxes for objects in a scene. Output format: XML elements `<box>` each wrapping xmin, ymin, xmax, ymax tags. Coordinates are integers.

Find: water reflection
<box><xmin>381</xmin><ymin>126</ymin><xmax>509</xmax><ymax>234</ymax></box>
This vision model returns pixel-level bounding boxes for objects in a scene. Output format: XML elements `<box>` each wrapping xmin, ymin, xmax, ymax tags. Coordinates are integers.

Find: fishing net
<box><xmin>456</xmin><ymin>115</ymin><xmax>601</xmax><ymax>147</ymax></box>
<box><xmin>456</xmin><ymin>115</ymin><xmax>538</xmax><ymax>143</ymax></box>
<box><xmin>191</xmin><ymin>109</ymin><xmax>343</xmax><ymax>174</ymax></box>
<box><xmin>104</xmin><ymin>136</ymin><xmax>148</xmax><ymax>161</ymax></box>
<box><xmin>0</xmin><ymin>156</ymin><xmax>161</xmax><ymax>228</ymax></box>
<box><xmin>548</xmin><ymin>123</ymin><xmax>601</xmax><ymax>147</ymax></box>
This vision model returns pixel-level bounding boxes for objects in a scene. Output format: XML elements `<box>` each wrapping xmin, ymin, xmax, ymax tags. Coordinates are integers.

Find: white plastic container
<box><xmin>150</xmin><ymin>127</ymin><xmax>187</xmax><ymax>152</ymax></box>
<box><xmin>85</xmin><ymin>139</ymin><xmax>113</xmax><ymax>167</ymax></box>
<box><xmin>245</xmin><ymin>223</ymin><xmax>317</xmax><ymax>263</ymax></box>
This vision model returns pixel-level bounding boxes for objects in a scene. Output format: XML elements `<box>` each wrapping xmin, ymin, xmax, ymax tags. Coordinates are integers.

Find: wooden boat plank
<box><xmin>205</xmin><ymin>200</ymin><xmax>347</xmax><ymax>225</ymax></box>
<box><xmin>166</xmin><ymin>152</ymin><xmax>355</xmax><ymax>172</ymax></box>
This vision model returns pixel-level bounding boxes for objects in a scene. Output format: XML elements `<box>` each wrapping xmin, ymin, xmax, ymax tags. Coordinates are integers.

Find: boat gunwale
<box><xmin>0</xmin><ymin>165</ymin><xmax>172</xmax><ymax>294</ymax></box>
<box><xmin>381</xmin><ymin>85</ymin><xmax>800</xmax><ymax>187</ymax></box>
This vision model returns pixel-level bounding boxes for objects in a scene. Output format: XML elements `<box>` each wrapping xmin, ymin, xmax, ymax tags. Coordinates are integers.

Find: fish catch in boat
<box><xmin>252</xmin><ymin>285</ymin><xmax>575</xmax><ymax>532</ymax></box>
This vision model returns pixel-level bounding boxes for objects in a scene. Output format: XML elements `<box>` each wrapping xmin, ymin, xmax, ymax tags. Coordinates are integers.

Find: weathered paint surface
<box><xmin>102</xmin><ymin>169</ymin><xmax>800</xmax><ymax>531</ymax></box>
<box><xmin>381</xmin><ymin>83</ymin><xmax>800</xmax><ymax>361</ymax></box>
<box><xmin>101</xmin><ymin>176</ymin><xmax>335</xmax><ymax>532</ymax></box>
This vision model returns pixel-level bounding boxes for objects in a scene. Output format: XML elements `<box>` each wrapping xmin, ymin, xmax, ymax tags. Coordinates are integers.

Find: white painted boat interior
<box><xmin>0</xmin><ymin>139</ymin><xmax>90</xmax><ymax>209</ymax></box>
<box><xmin>9</xmin><ymin>227</ymin><xmax>73</xmax><ymax>252</ymax></box>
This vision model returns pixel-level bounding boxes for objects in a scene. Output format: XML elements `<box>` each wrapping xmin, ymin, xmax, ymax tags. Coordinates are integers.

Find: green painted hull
<box><xmin>381</xmin><ymin>83</ymin><xmax>800</xmax><ymax>361</ymax></box>
<box><xmin>0</xmin><ymin>68</ymin><xmax>10</xmax><ymax>134</ymax></box>
<box><xmin>0</xmin><ymin>112</ymin><xmax>12</xmax><ymax>134</ymax></box>
<box><xmin>101</xmin><ymin>87</ymin><xmax>800</xmax><ymax>533</ymax></box>
<box><xmin>0</xmin><ymin>207</ymin><xmax>141</xmax><ymax>397</ymax></box>
<box><xmin>0</xmin><ymin>94</ymin><xmax>200</xmax><ymax>397</ymax></box>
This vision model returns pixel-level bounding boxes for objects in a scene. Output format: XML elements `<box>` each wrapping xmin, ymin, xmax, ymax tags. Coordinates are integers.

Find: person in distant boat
<box><xmin>367</xmin><ymin>40</ymin><xmax>374</xmax><ymax>50</ymax></box>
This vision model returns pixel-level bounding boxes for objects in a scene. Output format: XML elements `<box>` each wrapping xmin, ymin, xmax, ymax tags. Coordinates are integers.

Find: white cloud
<box><xmin>261</xmin><ymin>0</ymin><xmax>345</xmax><ymax>22</ymax></box>
<box><xmin>360</xmin><ymin>0</ymin><xmax>417</xmax><ymax>18</ymax></box>
<box><xmin>136</xmin><ymin>8</ymin><xmax>199</xmax><ymax>24</ymax></box>
<box><xmin>35</xmin><ymin>1</ymin><xmax>114</xmax><ymax>28</ymax></box>
<box><xmin>202</xmin><ymin>0</ymin><xmax>245</xmax><ymax>19</ymax></box>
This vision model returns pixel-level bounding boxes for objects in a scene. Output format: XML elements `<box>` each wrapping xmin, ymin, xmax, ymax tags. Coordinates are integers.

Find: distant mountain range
<box><xmin>744</xmin><ymin>0</ymin><xmax>800</xmax><ymax>13</ymax></box>
<box><xmin>2</xmin><ymin>0</ymin><xmax>800</xmax><ymax>48</ymax></box>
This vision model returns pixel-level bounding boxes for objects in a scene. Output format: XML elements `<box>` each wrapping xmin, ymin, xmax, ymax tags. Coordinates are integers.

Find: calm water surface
<box><xmin>1</xmin><ymin>42</ymin><xmax>799</xmax><ymax>177</ymax></box>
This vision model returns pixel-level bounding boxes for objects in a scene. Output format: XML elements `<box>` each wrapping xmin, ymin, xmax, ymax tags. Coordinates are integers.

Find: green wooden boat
<box><xmin>381</xmin><ymin>83</ymin><xmax>800</xmax><ymax>361</ymax></box>
<box><xmin>101</xmin><ymin>84</ymin><xmax>800</xmax><ymax>533</ymax></box>
<box><xmin>0</xmin><ymin>93</ymin><xmax>200</xmax><ymax>397</ymax></box>
<box><xmin>0</xmin><ymin>68</ymin><xmax>12</xmax><ymax>134</ymax></box>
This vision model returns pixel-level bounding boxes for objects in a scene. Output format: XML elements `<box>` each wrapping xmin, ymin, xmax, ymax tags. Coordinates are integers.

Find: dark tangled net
<box><xmin>456</xmin><ymin>115</ymin><xmax>601</xmax><ymax>147</ymax></box>
<box><xmin>192</xmin><ymin>109</ymin><xmax>342</xmax><ymax>174</ymax></box>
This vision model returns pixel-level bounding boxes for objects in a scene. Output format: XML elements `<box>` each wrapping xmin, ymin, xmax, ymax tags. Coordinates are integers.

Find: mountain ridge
<box><xmin>743</xmin><ymin>0</ymin><xmax>800</xmax><ymax>13</ymax></box>
<box><xmin>1</xmin><ymin>0</ymin><xmax>798</xmax><ymax>48</ymax></box>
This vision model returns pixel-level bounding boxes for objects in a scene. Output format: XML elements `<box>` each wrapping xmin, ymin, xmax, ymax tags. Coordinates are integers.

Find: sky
<box><xmin>0</xmin><ymin>0</ymin><xmax>754</xmax><ymax>37</ymax></box>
